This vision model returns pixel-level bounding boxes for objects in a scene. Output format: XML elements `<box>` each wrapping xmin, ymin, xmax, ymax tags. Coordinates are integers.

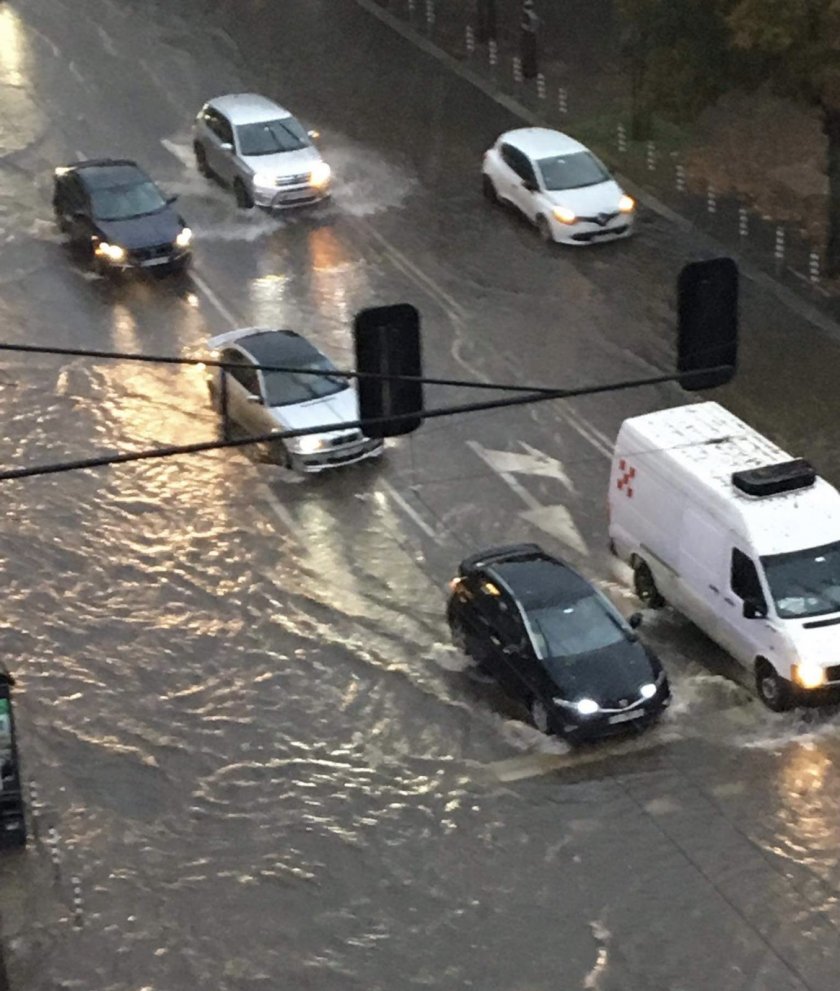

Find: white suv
<box><xmin>193</xmin><ymin>93</ymin><xmax>331</xmax><ymax>209</ymax></box>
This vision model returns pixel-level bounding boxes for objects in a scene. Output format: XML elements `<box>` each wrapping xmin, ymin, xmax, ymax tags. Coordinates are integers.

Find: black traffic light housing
<box><xmin>354</xmin><ymin>304</ymin><xmax>423</xmax><ymax>438</ymax></box>
<box><xmin>677</xmin><ymin>257</ymin><xmax>738</xmax><ymax>390</ymax></box>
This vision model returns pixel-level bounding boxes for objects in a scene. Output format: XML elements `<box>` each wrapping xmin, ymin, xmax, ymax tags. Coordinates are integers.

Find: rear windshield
<box><xmin>237</xmin><ymin>117</ymin><xmax>309</xmax><ymax>156</ymax></box>
<box><xmin>91</xmin><ymin>181</ymin><xmax>167</xmax><ymax>221</ymax></box>
<box><xmin>537</xmin><ymin>151</ymin><xmax>609</xmax><ymax>191</ymax></box>
<box><xmin>262</xmin><ymin>356</ymin><xmax>348</xmax><ymax>407</ymax></box>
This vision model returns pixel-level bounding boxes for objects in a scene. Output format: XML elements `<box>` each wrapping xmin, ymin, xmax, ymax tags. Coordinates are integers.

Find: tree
<box><xmin>726</xmin><ymin>0</ymin><xmax>840</xmax><ymax>274</ymax></box>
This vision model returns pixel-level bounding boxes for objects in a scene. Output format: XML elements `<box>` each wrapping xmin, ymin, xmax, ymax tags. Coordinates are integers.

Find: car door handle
<box><xmin>724</xmin><ymin>597</ymin><xmax>735</xmax><ymax>606</ymax></box>
<box><xmin>708</xmin><ymin>584</ymin><xmax>719</xmax><ymax>593</ymax></box>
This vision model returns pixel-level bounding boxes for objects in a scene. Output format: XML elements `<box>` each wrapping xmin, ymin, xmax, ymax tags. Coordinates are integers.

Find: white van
<box><xmin>608</xmin><ymin>401</ymin><xmax>840</xmax><ymax>710</ymax></box>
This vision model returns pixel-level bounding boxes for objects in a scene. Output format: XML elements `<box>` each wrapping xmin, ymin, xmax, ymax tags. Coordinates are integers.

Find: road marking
<box><xmin>191</xmin><ymin>270</ymin><xmax>241</xmax><ymax>327</ymax></box>
<box><xmin>466</xmin><ymin>439</ymin><xmax>588</xmax><ymax>555</ymax></box>
<box><xmin>558</xmin><ymin>408</ymin><xmax>613</xmax><ymax>460</ymax></box>
<box><xmin>380</xmin><ymin>477</ymin><xmax>441</xmax><ymax>542</ymax></box>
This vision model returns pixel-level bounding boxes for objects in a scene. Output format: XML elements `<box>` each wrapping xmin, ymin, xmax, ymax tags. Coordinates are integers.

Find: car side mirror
<box><xmin>166</xmin><ymin>194</ymin><xmax>178</xmax><ymax>205</ymax></box>
<box><xmin>628</xmin><ymin>612</ymin><xmax>643</xmax><ymax>629</ymax></box>
<box><xmin>246</xmin><ymin>394</ymin><xmax>263</xmax><ymax>404</ymax></box>
<box><xmin>522</xmin><ymin>179</ymin><xmax>537</xmax><ymax>192</ymax></box>
<box><xmin>743</xmin><ymin>599</ymin><xmax>767</xmax><ymax>619</ymax></box>
<box><xmin>220</xmin><ymin>142</ymin><xmax>233</xmax><ymax>152</ymax></box>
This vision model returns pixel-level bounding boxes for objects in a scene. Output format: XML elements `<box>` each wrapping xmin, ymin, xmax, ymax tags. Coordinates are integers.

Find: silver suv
<box><xmin>193</xmin><ymin>93</ymin><xmax>331</xmax><ymax>210</ymax></box>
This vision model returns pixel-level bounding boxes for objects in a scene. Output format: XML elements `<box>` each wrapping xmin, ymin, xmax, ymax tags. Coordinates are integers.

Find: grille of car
<box><xmin>130</xmin><ymin>243</ymin><xmax>172</xmax><ymax>261</ymax></box>
<box><xmin>329</xmin><ymin>431</ymin><xmax>363</xmax><ymax>447</ymax></box>
<box><xmin>275</xmin><ymin>173</ymin><xmax>311</xmax><ymax>186</ymax></box>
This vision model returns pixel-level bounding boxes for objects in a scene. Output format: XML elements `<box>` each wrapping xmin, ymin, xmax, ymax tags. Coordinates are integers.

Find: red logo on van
<box><xmin>616</xmin><ymin>459</ymin><xmax>636</xmax><ymax>498</ymax></box>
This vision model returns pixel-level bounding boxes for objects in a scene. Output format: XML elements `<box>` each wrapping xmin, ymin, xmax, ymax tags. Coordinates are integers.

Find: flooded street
<box><xmin>3</xmin><ymin>1</ymin><xmax>840</xmax><ymax>988</ymax></box>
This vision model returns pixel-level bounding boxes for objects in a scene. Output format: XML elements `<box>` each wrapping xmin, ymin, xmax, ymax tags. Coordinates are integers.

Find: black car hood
<box><xmin>96</xmin><ymin>208</ymin><xmax>182</xmax><ymax>249</ymax></box>
<box><xmin>548</xmin><ymin>640</ymin><xmax>657</xmax><ymax>703</ymax></box>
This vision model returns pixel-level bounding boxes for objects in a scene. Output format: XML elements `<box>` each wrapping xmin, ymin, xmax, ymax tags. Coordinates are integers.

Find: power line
<box><xmin>0</xmin><ymin>367</ymin><xmax>724</xmax><ymax>482</ymax></box>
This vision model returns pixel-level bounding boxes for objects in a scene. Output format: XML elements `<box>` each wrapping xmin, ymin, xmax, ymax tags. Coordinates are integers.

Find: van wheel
<box><xmin>755</xmin><ymin>660</ymin><xmax>795</xmax><ymax>712</ymax></box>
<box><xmin>632</xmin><ymin>559</ymin><xmax>665</xmax><ymax>609</ymax></box>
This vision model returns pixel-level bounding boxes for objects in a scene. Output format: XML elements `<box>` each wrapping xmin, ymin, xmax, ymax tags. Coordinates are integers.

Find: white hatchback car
<box><xmin>205</xmin><ymin>328</ymin><xmax>384</xmax><ymax>473</ymax></box>
<box><xmin>482</xmin><ymin>127</ymin><xmax>635</xmax><ymax>245</ymax></box>
<box><xmin>193</xmin><ymin>93</ymin><xmax>331</xmax><ymax>209</ymax></box>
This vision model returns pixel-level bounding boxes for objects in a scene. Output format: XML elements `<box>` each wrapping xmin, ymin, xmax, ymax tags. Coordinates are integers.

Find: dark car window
<box><xmin>500</xmin><ymin>144</ymin><xmax>534</xmax><ymax>182</ymax></box>
<box><xmin>260</xmin><ymin>354</ymin><xmax>347</xmax><ymax>407</ymax></box>
<box><xmin>236</xmin><ymin>117</ymin><xmax>310</xmax><ymax>156</ymax></box>
<box><xmin>537</xmin><ymin>151</ymin><xmax>609</xmax><ymax>191</ymax></box>
<box><xmin>59</xmin><ymin>176</ymin><xmax>87</xmax><ymax>213</ymax></box>
<box><xmin>90</xmin><ymin>181</ymin><xmax>167</xmax><ymax>221</ymax></box>
<box><xmin>529</xmin><ymin>592</ymin><xmax>624</xmax><ymax>660</ymax></box>
<box><xmin>216</xmin><ymin>113</ymin><xmax>234</xmax><ymax>145</ymax></box>
<box><xmin>222</xmin><ymin>349</ymin><xmax>260</xmax><ymax>395</ymax></box>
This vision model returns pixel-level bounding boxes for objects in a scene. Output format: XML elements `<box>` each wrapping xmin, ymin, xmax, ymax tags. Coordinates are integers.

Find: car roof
<box><xmin>500</xmin><ymin>127</ymin><xmax>587</xmax><ymax>159</ymax></box>
<box><xmin>59</xmin><ymin>160</ymin><xmax>148</xmax><ymax>189</ymax></box>
<box><xmin>229</xmin><ymin>329</ymin><xmax>325</xmax><ymax>368</ymax></box>
<box><xmin>491</xmin><ymin>556</ymin><xmax>593</xmax><ymax>610</ymax></box>
<box><xmin>208</xmin><ymin>93</ymin><xmax>291</xmax><ymax>125</ymax></box>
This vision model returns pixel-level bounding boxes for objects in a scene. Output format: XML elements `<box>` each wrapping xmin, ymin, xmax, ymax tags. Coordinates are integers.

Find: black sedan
<box><xmin>52</xmin><ymin>158</ymin><xmax>192</xmax><ymax>274</ymax></box>
<box><xmin>447</xmin><ymin>543</ymin><xmax>670</xmax><ymax>742</ymax></box>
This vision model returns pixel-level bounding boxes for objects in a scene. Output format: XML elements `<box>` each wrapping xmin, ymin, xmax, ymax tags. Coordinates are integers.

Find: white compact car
<box><xmin>482</xmin><ymin>127</ymin><xmax>635</xmax><ymax>245</ymax></box>
<box><xmin>193</xmin><ymin>93</ymin><xmax>331</xmax><ymax>209</ymax></box>
<box><xmin>205</xmin><ymin>328</ymin><xmax>384</xmax><ymax>473</ymax></box>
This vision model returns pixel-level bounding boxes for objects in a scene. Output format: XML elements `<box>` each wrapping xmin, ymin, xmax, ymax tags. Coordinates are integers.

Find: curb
<box><xmin>354</xmin><ymin>0</ymin><xmax>840</xmax><ymax>343</ymax></box>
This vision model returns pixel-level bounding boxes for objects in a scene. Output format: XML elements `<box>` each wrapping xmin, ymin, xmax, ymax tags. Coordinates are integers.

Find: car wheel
<box><xmin>632</xmin><ymin>558</ymin><xmax>665</xmax><ymax>609</ymax></box>
<box><xmin>234</xmin><ymin>179</ymin><xmax>254</xmax><ymax>210</ymax></box>
<box><xmin>755</xmin><ymin>659</ymin><xmax>795</xmax><ymax>712</ymax></box>
<box><xmin>536</xmin><ymin>215</ymin><xmax>554</xmax><ymax>243</ymax></box>
<box><xmin>194</xmin><ymin>142</ymin><xmax>212</xmax><ymax>179</ymax></box>
<box><xmin>482</xmin><ymin>174</ymin><xmax>499</xmax><ymax>204</ymax></box>
<box><xmin>530</xmin><ymin>698</ymin><xmax>553</xmax><ymax>735</ymax></box>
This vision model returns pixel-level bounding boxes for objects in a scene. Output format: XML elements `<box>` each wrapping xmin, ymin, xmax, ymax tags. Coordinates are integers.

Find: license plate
<box><xmin>141</xmin><ymin>256</ymin><xmax>171</xmax><ymax>267</ymax></box>
<box><xmin>608</xmin><ymin>709</ymin><xmax>645</xmax><ymax>725</ymax></box>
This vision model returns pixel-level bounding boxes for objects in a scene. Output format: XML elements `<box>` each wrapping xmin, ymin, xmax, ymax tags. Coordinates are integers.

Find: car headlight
<box><xmin>552</xmin><ymin>205</ymin><xmax>576</xmax><ymax>224</ymax></box>
<box><xmin>639</xmin><ymin>683</ymin><xmax>657</xmax><ymax>700</ymax></box>
<box><xmin>309</xmin><ymin>161</ymin><xmax>332</xmax><ymax>188</ymax></box>
<box><xmin>290</xmin><ymin>435</ymin><xmax>326</xmax><ymax>455</ymax></box>
<box><xmin>175</xmin><ymin>227</ymin><xmax>193</xmax><ymax>249</ymax></box>
<box><xmin>793</xmin><ymin>660</ymin><xmax>827</xmax><ymax>689</ymax></box>
<box><xmin>252</xmin><ymin>170</ymin><xmax>277</xmax><ymax>188</ymax></box>
<box><xmin>575</xmin><ymin>698</ymin><xmax>600</xmax><ymax>716</ymax></box>
<box><xmin>618</xmin><ymin>194</ymin><xmax>635</xmax><ymax>213</ymax></box>
<box><xmin>95</xmin><ymin>241</ymin><xmax>126</xmax><ymax>262</ymax></box>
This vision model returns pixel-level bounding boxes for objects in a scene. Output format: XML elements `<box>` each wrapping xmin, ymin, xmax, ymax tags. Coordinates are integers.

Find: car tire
<box><xmin>530</xmin><ymin>697</ymin><xmax>554</xmax><ymax>735</ymax></box>
<box><xmin>755</xmin><ymin>659</ymin><xmax>795</xmax><ymax>712</ymax></box>
<box><xmin>536</xmin><ymin>215</ymin><xmax>554</xmax><ymax>244</ymax></box>
<box><xmin>482</xmin><ymin>174</ymin><xmax>499</xmax><ymax>204</ymax></box>
<box><xmin>194</xmin><ymin>142</ymin><xmax>212</xmax><ymax>179</ymax></box>
<box><xmin>632</xmin><ymin>558</ymin><xmax>665</xmax><ymax>609</ymax></box>
<box><xmin>234</xmin><ymin>179</ymin><xmax>254</xmax><ymax>210</ymax></box>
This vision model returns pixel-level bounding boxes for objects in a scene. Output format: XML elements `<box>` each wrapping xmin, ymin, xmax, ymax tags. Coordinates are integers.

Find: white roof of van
<box><xmin>618</xmin><ymin>402</ymin><xmax>840</xmax><ymax>556</ymax></box>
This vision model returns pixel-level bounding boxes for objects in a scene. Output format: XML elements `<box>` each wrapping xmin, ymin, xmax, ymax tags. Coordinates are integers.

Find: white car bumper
<box><xmin>550</xmin><ymin>213</ymin><xmax>635</xmax><ymax>245</ymax></box>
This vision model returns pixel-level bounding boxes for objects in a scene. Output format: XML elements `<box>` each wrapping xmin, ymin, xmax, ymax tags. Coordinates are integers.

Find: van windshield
<box><xmin>761</xmin><ymin>540</ymin><xmax>840</xmax><ymax>619</ymax></box>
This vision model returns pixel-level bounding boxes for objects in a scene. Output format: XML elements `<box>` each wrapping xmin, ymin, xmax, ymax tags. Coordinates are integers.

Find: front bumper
<box><xmin>288</xmin><ymin>437</ymin><xmax>384</xmax><ymax>473</ymax></box>
<box><xmin>558</xmin><ymin>688</ymin><xmax>670</xmax><ymax>741</ymax></box>
<box><xmin>102</xmin><ymin>245</ymin><xmax>191</xmax><ymax>271</ymax></box>
<box><xmin>252</xmin><ymin>181</ymin><xmax>331</xmax><ymax>210</ymax></box>
<box><xmin>550</xmin><ymin>215</ymin><xmax>634</xmax><ymax>245</ymax></box>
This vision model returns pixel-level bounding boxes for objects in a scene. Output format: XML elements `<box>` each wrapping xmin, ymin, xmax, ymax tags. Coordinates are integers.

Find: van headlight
<box><xmin>175</xmin><ymin>227</ymin><xmax>193</xmax><ymax>248</ymax></box>
<box><xmin>309</xmin><ymin>161</ymin><xmax>332</xmax><ymax>188</ymax></box>
<box><xmin>95</xmin><ymin>241</ymin><xmax>125</xmax><ymax>262</ymax></box>
<box><xmin>793</xmin><ymin>660</ymin><xmax>827</xmax><ymax>689</ymax></box>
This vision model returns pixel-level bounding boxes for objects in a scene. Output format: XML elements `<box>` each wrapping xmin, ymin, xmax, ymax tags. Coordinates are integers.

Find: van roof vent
<box><xmin>731</xmin><ymin>458</ymin><xmax>816</xmax><ymax>497</ymax></box>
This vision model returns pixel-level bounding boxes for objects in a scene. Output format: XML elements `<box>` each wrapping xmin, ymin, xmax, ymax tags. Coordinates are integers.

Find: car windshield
<box><xmin>91</xmin><ymin>181</ymin><xmax>167</xmax><ymax>221</ymax></box>
<box><xmin>236</xmin><ymin>117</ymin><xmax>309</xmax><ymax>156</ymax></box>
<box><xmin>537</xmin><ymin>151</ymin><xmax>609</xmax><ymax>191</ymax></box>
<box><xmin>761</xmin><ymin>540</ymin><xmax>840</xmax><ymax>619</ymax></box>
<box><xmin>529</xmin><ymin>593</ymin><xmax>625</xmax><ymax>661</ymax></box>
<box><xmin>261</xmin><ymin>355</ymin><xmax>348</xmax><ymax>407</ymax></box>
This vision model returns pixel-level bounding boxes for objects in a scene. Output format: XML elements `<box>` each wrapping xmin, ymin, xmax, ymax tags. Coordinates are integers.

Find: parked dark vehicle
<box><xmin>0</xmin><ymin>668</ymin><xmax>26</xmax><ymax>849</ymax></box>
<box><xmin>52</xmin><ymin>159</ymin><xmax>192</xmax><ymax>275</ymax></box>
<box><xmin>447</xmin><ymin>543</ymin><xmax>671</xmax><ymax>742</ymax></box>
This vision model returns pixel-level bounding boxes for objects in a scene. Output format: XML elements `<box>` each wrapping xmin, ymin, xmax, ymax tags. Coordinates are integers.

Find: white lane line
<box><xmin>191</xmin><ymin>270</ymin><xmax>241</xmax><ymax>327</ymax></box>
<box><xmin>558</xmin><ymin>408</ymin><xmax>612</xmax><ymax>460</ymax></box>
<box><xmin>380</xmin><ymin>477</ymin><xmax>441</xmax><ymax>542</ymax></box>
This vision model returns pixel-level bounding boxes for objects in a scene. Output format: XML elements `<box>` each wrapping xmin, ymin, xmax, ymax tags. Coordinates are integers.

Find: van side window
<box><xmin>731</xmin><ymin>549</ymin><xmax>766</xmax><ymax>606</ymax></box>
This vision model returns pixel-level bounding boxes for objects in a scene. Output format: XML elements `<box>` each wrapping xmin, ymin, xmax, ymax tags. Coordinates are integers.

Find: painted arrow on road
<box><xmin>466</xmin><ymin>440</ymin><xmax>588</xmax><ymax>556</ymax></box>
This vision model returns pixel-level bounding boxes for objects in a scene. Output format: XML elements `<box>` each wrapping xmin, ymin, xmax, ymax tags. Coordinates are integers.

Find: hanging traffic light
<box><xmin>677</xmin><ymin>257</ymin><xmax>738</xmax><ymax>390</ymax></box>
<box><xmin>354</xmin><ymin>303</ymin><xmax>423</xmax><ymax>438</ymax></box>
